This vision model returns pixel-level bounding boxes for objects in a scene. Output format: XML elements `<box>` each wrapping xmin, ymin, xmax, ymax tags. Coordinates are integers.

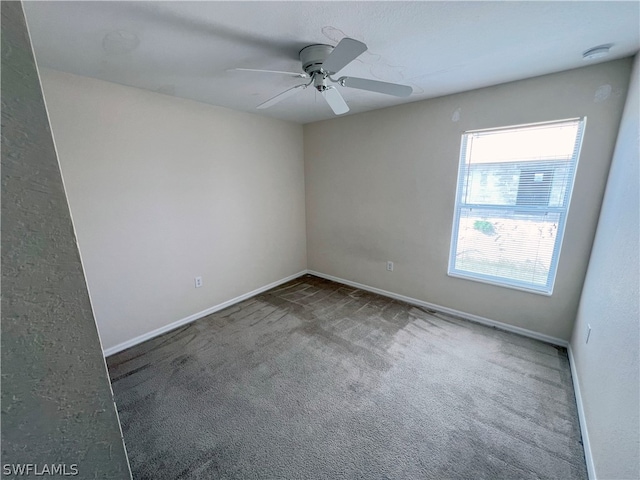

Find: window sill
<box><xmin>447</xmin><ymin>270</ymin><xmax>554</xmax><ymax>296</ymax></box>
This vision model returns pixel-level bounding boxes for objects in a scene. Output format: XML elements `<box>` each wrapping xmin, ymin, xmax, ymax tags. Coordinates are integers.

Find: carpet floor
<box><xmin>107</xmin><ymin>275</ymin><xmax>587</xmax><ymax>479</ymax></box>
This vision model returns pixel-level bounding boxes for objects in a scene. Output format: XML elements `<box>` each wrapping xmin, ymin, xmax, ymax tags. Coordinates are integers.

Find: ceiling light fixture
<box><xmin>582</xmin><ymin>44</ymin><xmax>612</xmax><ymax>61</ymax></box>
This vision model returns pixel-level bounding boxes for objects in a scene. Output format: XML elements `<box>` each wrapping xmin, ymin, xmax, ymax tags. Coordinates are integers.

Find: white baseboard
<box><xmin>307</xmin><ymin>270</ymin><xmax>568</xmax><ymax>347</ymax></box>
<box><xmin>106</xmin><ymin>268</ymin><xmax>569</xmax><ymax>355</ymax></box>
<box><xmin>103</xmin><ymin>270</ymin><xmax>308</xmax><ymax>357</ymax></box>
<box><xmin>567</xmin><ymin>345</ymin><xmax>596</xmax><ymax>480</ymax></box>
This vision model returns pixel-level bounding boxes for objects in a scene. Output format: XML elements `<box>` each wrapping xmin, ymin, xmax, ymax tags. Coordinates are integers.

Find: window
<box><xmin>448</xmin><ymin>118</ymin><xmax>586</xmax><ymax>295</ymax></box>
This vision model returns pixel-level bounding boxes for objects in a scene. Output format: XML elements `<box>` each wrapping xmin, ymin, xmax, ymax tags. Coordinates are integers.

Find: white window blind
<box><xmin>448</xmin><ymin>118</ymin><xmax>586</xmax><ymax>294</ymax></box>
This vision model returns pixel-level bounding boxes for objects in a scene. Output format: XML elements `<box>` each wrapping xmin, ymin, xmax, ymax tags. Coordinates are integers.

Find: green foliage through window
<box><xmin>473</xmin><ymin>220</ymin><xmax>495</xmax><ymax>235</ymax></box>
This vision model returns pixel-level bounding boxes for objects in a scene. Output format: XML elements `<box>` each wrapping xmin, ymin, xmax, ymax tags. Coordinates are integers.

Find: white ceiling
<box><xmin>24</xmin><ymin>1</ymin><xmax>640</xmax><ymax>124</ymax></box>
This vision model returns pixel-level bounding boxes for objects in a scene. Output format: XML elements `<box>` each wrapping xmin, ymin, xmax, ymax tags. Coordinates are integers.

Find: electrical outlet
<box><xmin>386</xmin><ymin>261</ymin><xmax>394</xmax><ymax>272</ymax></box>
<box><xmin>586</xmin><ymin>324</ymin><xmax>591</xmax><ymax>344</ymax></box>
<box><xmin>195</xmin><ymin>276</ymin><xmax>203</xmax><ymax>288</ymax></box>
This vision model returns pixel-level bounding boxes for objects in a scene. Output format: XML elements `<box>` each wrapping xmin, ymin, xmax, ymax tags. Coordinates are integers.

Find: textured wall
<box><xmin>570</xmin><ymin>54</ymin><xmax>639</xmax><ymax>479</ymax></box>
<box><xmin>38</xmin><ymin>69</ymin><xmax>306</xmax><ymax>353</ymax></box>
<box><xmin>1</xmin><ymin>2</ymin><xmax>131</xmax><ymax>478</ymax></box>
<box><xmin>304</xmin><ymin>59</ymin><xmax>631</xmax><ymax>342</ymax></box>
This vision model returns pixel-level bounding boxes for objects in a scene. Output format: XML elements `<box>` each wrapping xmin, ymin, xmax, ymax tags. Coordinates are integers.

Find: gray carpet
<box><xmin>107</xmin><ymin>275</ymin><xmax>587</xmax><ymax>479</ymax></box>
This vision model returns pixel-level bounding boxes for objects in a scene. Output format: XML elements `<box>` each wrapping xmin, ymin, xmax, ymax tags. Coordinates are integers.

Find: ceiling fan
<box><xmin>234</xmin><ymin>38</ymin><xmax>412</xmax><ymax>115</ymax></box>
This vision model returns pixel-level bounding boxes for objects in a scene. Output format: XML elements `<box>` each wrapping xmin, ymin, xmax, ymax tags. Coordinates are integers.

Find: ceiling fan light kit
<box><xmin>241</xmin><ymin>38</ymin><xmax>413</xmax><ymax>115</ymax></box>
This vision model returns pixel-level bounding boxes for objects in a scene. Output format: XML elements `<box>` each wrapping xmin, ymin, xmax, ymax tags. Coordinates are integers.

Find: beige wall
<box><xmin>570</xmin><ymin>55</ymin><xmax>639</xmax><ymax>479</ymax></box>
<box><xmin>40</xmin><ymin>58</ymin><xmax>632</xmax><ymax>351</ymax></box>
<box><xmin>305</xmin><ymin>59</ymin><xmax>631</xmax><ymax>341</ymax></box>
<box><xmin>2</xmin><ymin>5</ymin><xmax>130</xmax><ymax>475</ymax></box>
<box><xmin>40</xmin><ymin>69</ymin><xmax>306</xmax><ymax>352</ymax></box>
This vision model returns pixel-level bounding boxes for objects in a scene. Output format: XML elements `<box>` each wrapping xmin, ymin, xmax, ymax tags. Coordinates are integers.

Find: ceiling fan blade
<box><xmin>339</xmin><ymin>77</ymin><xmax>413</xmax><ymax>97</ymax></box>
<box><xmin>321</xmin><ymin>38</ymin><xmax>367</xmax><ymax>74</ymax></box>
<box><xmin>322</xmin><ymin>87</ymin><xmax>349</xmax><ymax>115</ymax></box>
<box><xmin>231</xmin><ymin>68</ymin><xmax>308</xmax><ymax>78</ymax></box>
<box><xmin>256</xmin><ymin>84</ymin><xmax>307</xmax><ymax>109</ymax></box>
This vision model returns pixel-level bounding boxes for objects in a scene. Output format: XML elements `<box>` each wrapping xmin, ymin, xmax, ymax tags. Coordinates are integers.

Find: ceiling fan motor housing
<box><xmin>299</xmin><ymin>44</ymin><xmax>334</xmax><ymax>75</ymax></box>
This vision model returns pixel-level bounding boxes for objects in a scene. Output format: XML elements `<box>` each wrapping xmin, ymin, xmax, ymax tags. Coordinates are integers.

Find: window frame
<box><xmin>447</xmin><ymin>117</ymin><xmax>587</xmax><ymax>295</ymax></box>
